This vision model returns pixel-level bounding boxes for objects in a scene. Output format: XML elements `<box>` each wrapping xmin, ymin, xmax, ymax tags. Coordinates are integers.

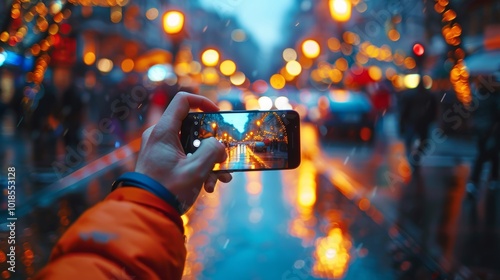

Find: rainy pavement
<box><xmin>182</xmin><ymin>169</ymin><xmax>399</xmax><ymax>280</ymax></box>
<box><xmin>216</xmin><ymin>144</ymin><xmax>288</xmax><ymax>171</ymax></box>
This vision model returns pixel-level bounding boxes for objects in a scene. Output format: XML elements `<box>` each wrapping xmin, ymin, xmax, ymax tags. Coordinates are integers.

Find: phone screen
<box><xmin>180</xmin><ymin>110</ymin><xmax>300</xmax><ymax>172</ymax></box>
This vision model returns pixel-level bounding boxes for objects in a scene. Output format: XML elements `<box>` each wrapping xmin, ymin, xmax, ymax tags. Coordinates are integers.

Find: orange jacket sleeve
<box><xmin>34</xmin><ymin>187</ymin><xmax>186</xmax><ymax>280</ymax></box>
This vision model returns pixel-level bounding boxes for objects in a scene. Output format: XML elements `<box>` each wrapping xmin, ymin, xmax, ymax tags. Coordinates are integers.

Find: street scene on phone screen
<box><xmin>1</xmin><ymin>0</ymin><xmax>500</xmax><ymax>279</ymax></box>
<box><xmin>184</xmin><ymin>111</ymin><xmax>291</xmax><ymax>170</ymax></box>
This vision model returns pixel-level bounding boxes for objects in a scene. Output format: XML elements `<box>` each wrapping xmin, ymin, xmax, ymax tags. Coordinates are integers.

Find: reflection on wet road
<box><xmin>2</xmin><ymin>121</ymin><xmax>499</xmax><ymax>279</ymax></box>
<box><xmin>180</xmin><ymin>124</ymin><xmax>398</xmax><ymax>280</ymax></box>
<box><xmin>215</xmin><ymin>144</ymin><xmax>287</xmax><ymax>171</ymax></box>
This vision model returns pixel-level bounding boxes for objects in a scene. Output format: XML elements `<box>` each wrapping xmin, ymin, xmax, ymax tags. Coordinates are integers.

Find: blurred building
<box><xmin>0</xmin><ymin>1</ymin><xmax>262</xmax><ymax>106</ymax></box>
<box><xmin>268</xmin><ymin>0</ymin><xmax>427</xmax><ymax>91</ymax></box>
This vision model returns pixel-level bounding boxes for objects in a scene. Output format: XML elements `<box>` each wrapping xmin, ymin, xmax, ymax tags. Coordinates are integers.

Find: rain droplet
<box><xmin>440</xmin><ymin>92</ymin><xmax>446</xmax><ymax>103</ymax></box>
<box><xmin>343</xmin><ymin>156</ymin><xmax>350</xmax><ymax>165</ymax></box>
<box><xmin>17</xmin><ymin>117</ymin><xmax>24</xmax><ymax>127</ymax></box>
<box><xmin>356</xmin><ymin>243</ymin><xmax>364</xmax><ymax>252</ymax></box>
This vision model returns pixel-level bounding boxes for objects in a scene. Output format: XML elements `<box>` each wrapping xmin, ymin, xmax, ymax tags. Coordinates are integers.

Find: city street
<box><xmin>217</xmin><ymin>144</ymin><xmax>288</xmax><ymax>170</ymax></box>
<box><xmin>1</xmin><ymin>0</ymin><xmax>500</xmax><ymax>279</ymax></box>
<box><xmin>2</xmin><ymin>114</ymin><xmax>499</xmax><ymax>279</ymax></box>
<box><xmin>183</xmin><ymin>117</ymin><xmax>500</xmax><ymax>279</ymax></box>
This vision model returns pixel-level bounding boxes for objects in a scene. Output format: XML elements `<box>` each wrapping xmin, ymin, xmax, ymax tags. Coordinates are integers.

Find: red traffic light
<box><xmin>413</xmin><ymin>43</ymin><xmax>425</xmax><ymax>56</ymax></box>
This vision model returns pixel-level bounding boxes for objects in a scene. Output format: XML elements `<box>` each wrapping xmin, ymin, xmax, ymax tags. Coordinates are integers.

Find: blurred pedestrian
<box><xmin>398</xmin><ymin>83</ymin><xmax>438</xmax><ymax>165</ymax></box>
<box><xmin>466</xmin><ymin>77</ymin><xmax>500</xmax><ymax>195</ymax></box>
<box><xmin>0</xmin><ymin>87</ymin><xmax>6</xmax><ymax>125</ymax></box>
<box><xmin>370</xmin><ymin>82</ymin><xmax>392</xmax><ymax>132</ymax></box>
<box><xmin>60</xmin><ymin>80</ymin><xmax>85</xmax><ymax>151</ymax></box>
<box><xmin>10</xmin><ymin>77</ymin><xmax>27</xmax><ymax>133</ymax></box>
<box><xmin>29</xmin><ymin>80</ymin><xmax>60</xmax><ymax>171</ymax></box>
<box><xmin>28</xmin><ymin>73</ymin><xmax>85</xmax><ymax>175</ymax></box>
<box><xmin>34</xmin><ymin>92</ymin><xmax>232</xmax><ymax>280</ymax></box>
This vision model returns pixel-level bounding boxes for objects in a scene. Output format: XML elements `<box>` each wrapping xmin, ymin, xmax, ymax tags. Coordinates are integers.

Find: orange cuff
<box><xmin>106</xmin><ymin>187</ymin><xmax>184</xmax><ymax>234</ymax></box>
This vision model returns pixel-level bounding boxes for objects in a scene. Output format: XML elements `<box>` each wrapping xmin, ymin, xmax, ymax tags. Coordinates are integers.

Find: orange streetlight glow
<box><xmin>329</xmin><ymin>0</ymin><xmax>351</xmax><ymax>22</ymax></box>
<box><xmin>286</xmin><ymin>60</ymin><xmax>302</xmax><ymax>76</ymax></box>
<box><xmin>302</xmin><ymin>39</ymin><xmax>320</xmax><ymax>59</ymax></box>
<box><xmin>201</xmin><ymin>48</ymin><xmax>220</xmax><ymax>66</ymax></box>
<box><xmin>220</xmin><ymin>59</ymin><xmax>236</xmax><ymax>76</ymax></box>
<box><xmin>163</xmin><ymin>10</ymin><xmax>184</xmax><ymax>34</ymax></box>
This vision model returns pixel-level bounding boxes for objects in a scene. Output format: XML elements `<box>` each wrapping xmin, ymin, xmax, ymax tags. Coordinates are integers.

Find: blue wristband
<box><xmin>111</xmin><ymin>172</ymin><xmax>183</xmax><ymax>214</ymax></box>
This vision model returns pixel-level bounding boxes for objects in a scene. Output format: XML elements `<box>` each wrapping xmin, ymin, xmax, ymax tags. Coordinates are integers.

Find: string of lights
<box><xmin>433</xmin><ymin>0</ymin><xmax>471</xmax><ymax>105</ymax></box>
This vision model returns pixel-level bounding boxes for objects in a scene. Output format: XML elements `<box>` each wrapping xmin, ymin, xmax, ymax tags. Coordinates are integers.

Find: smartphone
<box><xmin>180</xmin><ymin>110</ymin><xmax>301</xmax><ymax>172</ymax></box>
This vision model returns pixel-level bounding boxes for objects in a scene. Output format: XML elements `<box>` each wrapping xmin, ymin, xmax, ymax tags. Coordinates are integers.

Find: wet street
<box><xmin>2</xmin><ymin>0</ymin><xmax>500</xmax><ymax>278</ymax></box>
<box><xmin>217</xmin><ymin>144</ymin><xmax>288</xmax><ymax>170</ymax></box>
<box><xmin>1</xmin><ymin>114</ymin><xmax>499</xmax><ymax>279</ymax></box>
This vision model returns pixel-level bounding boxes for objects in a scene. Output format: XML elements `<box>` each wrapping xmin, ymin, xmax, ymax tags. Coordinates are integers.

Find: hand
<box><xmin>135</xmin><ymin>92</ymin><xmax>232</xmax><ymax>213</ymax></box>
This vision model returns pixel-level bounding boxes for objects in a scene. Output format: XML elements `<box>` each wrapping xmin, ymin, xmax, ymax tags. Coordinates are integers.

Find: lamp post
<box><xmin>328</xmin><ymin>0</ymin><xmax>352</xmax><ymax>85</ymax></box>
<box><xmin>211</xmin><ymin>122</ymin><xmax>218</xmax><ymax>139</ymax></box>
<box><xmin>162</xmin><ymin>9</ymin><xmax>185</xmax><ymax>65</ymax></box>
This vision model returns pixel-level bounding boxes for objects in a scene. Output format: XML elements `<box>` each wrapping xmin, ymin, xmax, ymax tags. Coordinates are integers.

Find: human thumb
<box><xmin>188</xmin><ymin>137</ymin><xmax>227</xmax><ymax>176</ymax></box>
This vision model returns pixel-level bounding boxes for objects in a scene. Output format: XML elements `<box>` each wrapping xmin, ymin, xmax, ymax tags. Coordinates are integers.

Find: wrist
<box><xmin>111</xmin><ymin>172</ymin><xmax>183</xmax><ymax>214</ymax></box>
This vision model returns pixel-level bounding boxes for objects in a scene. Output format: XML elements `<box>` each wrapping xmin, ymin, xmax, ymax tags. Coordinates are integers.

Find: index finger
<box><xmin>153</xmin><ymin>92</ymin><xmax>219</xmax><ymax>136</ymax></box>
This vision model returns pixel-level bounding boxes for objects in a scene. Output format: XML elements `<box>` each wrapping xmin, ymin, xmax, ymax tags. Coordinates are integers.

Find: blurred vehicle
<box><xmin>253</xmin><ymin>141</ymin><xmax>267</xmax><ymax>152</ymax></box>
<box><xmin>315</xmin><ymin>89</ymin><xmax>376</xmax><ymax>143</ymax></box>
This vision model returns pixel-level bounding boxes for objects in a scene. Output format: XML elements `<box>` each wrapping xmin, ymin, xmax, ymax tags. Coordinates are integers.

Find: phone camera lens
<box><xmin>194</xmin><ymin>131</ymin><xmax>199</xmax><ymax>136</ymax></box>
<box><xmin>194</xmin><ymin>121</ymin><xmax>199</xmax><ymax>125</ymax></box>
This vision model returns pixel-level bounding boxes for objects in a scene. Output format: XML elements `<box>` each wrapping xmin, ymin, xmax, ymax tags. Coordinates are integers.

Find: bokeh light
<box><xmin>275</xmin><ymin>96</ymin><xmax>292</xmax><ymax>110</ymax></box>
<box><xmin>201</xmin><ymin>48</ymin><xmax>220</xmax><ymax>67</ymax></box>
<box><xmin>231</xmin><ymin>29</ymin><xmax>246</xmax><ymax>42</ymax></box>
<box><xmin>121</xmin><ymin>58</ymin><xmax>134</xmax><ymax>72</ymax></box>
<box><xmin>270</xmin><ymin>73</ymin><xmax>286</xmax><ymax>89</ymax></box>
<box><xmin>202</xmin><ymin>67</ymin><xmax>220</xmax><ymax>85</ymax></box>
<box><xmin>163</xmin><ymin>10</ymin><xmax>184</xmax><ymax>34</ymax></box>
<box><xmin>97</xmin><ymin>58</ymin><xmax>113</xmax><ymax>72</ymax></box>
<box><xmin>220</xmin><ymin>60</ymin><xmax>236</xmax><ymax>76</ymax></box>
<box><xmin>148</xmin><ymin>64</ymin><xmax>170</xmax><ymax>82</ymax></box>
<box><xmin>403</xmin><ymin>74</ymin><xmax>420</xmax><ymax>89</ymax></box>
<box><xmin>83</xmin><ymin>52</ymin><xmax>95</xmax><ymax>65</ymax></box>
<box><xmin>329</xmin><ymin>0</ymin><xmax>352</xmax><ymax>22</ymax></box>
<box><xmin>258</xmin><ymin>96</ymin><xmax>273</xmax><ymax>110</ymax></box>
<box><xmin>286</xmin><ymin>60</ymin><xmax>302</xmax><ymax>76</ymax></box>
<box><xmin>283</xmin><ymin>48</ymin><xmax>298</xmax><ymax>62</ymax></box>
<box><xmin>229</xmin><ymin>71</ymin><xmax>245</xmax><ymax>86</ymax></box>
<box><xmin>302</xmin><ymin>39</ymin><xmax>320</xmax><ymax>59</ymax></box>
<box><xmin>146</xmin><ymin>8</ymin><xmax>159</xmax><ymax>20</ymax></box>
